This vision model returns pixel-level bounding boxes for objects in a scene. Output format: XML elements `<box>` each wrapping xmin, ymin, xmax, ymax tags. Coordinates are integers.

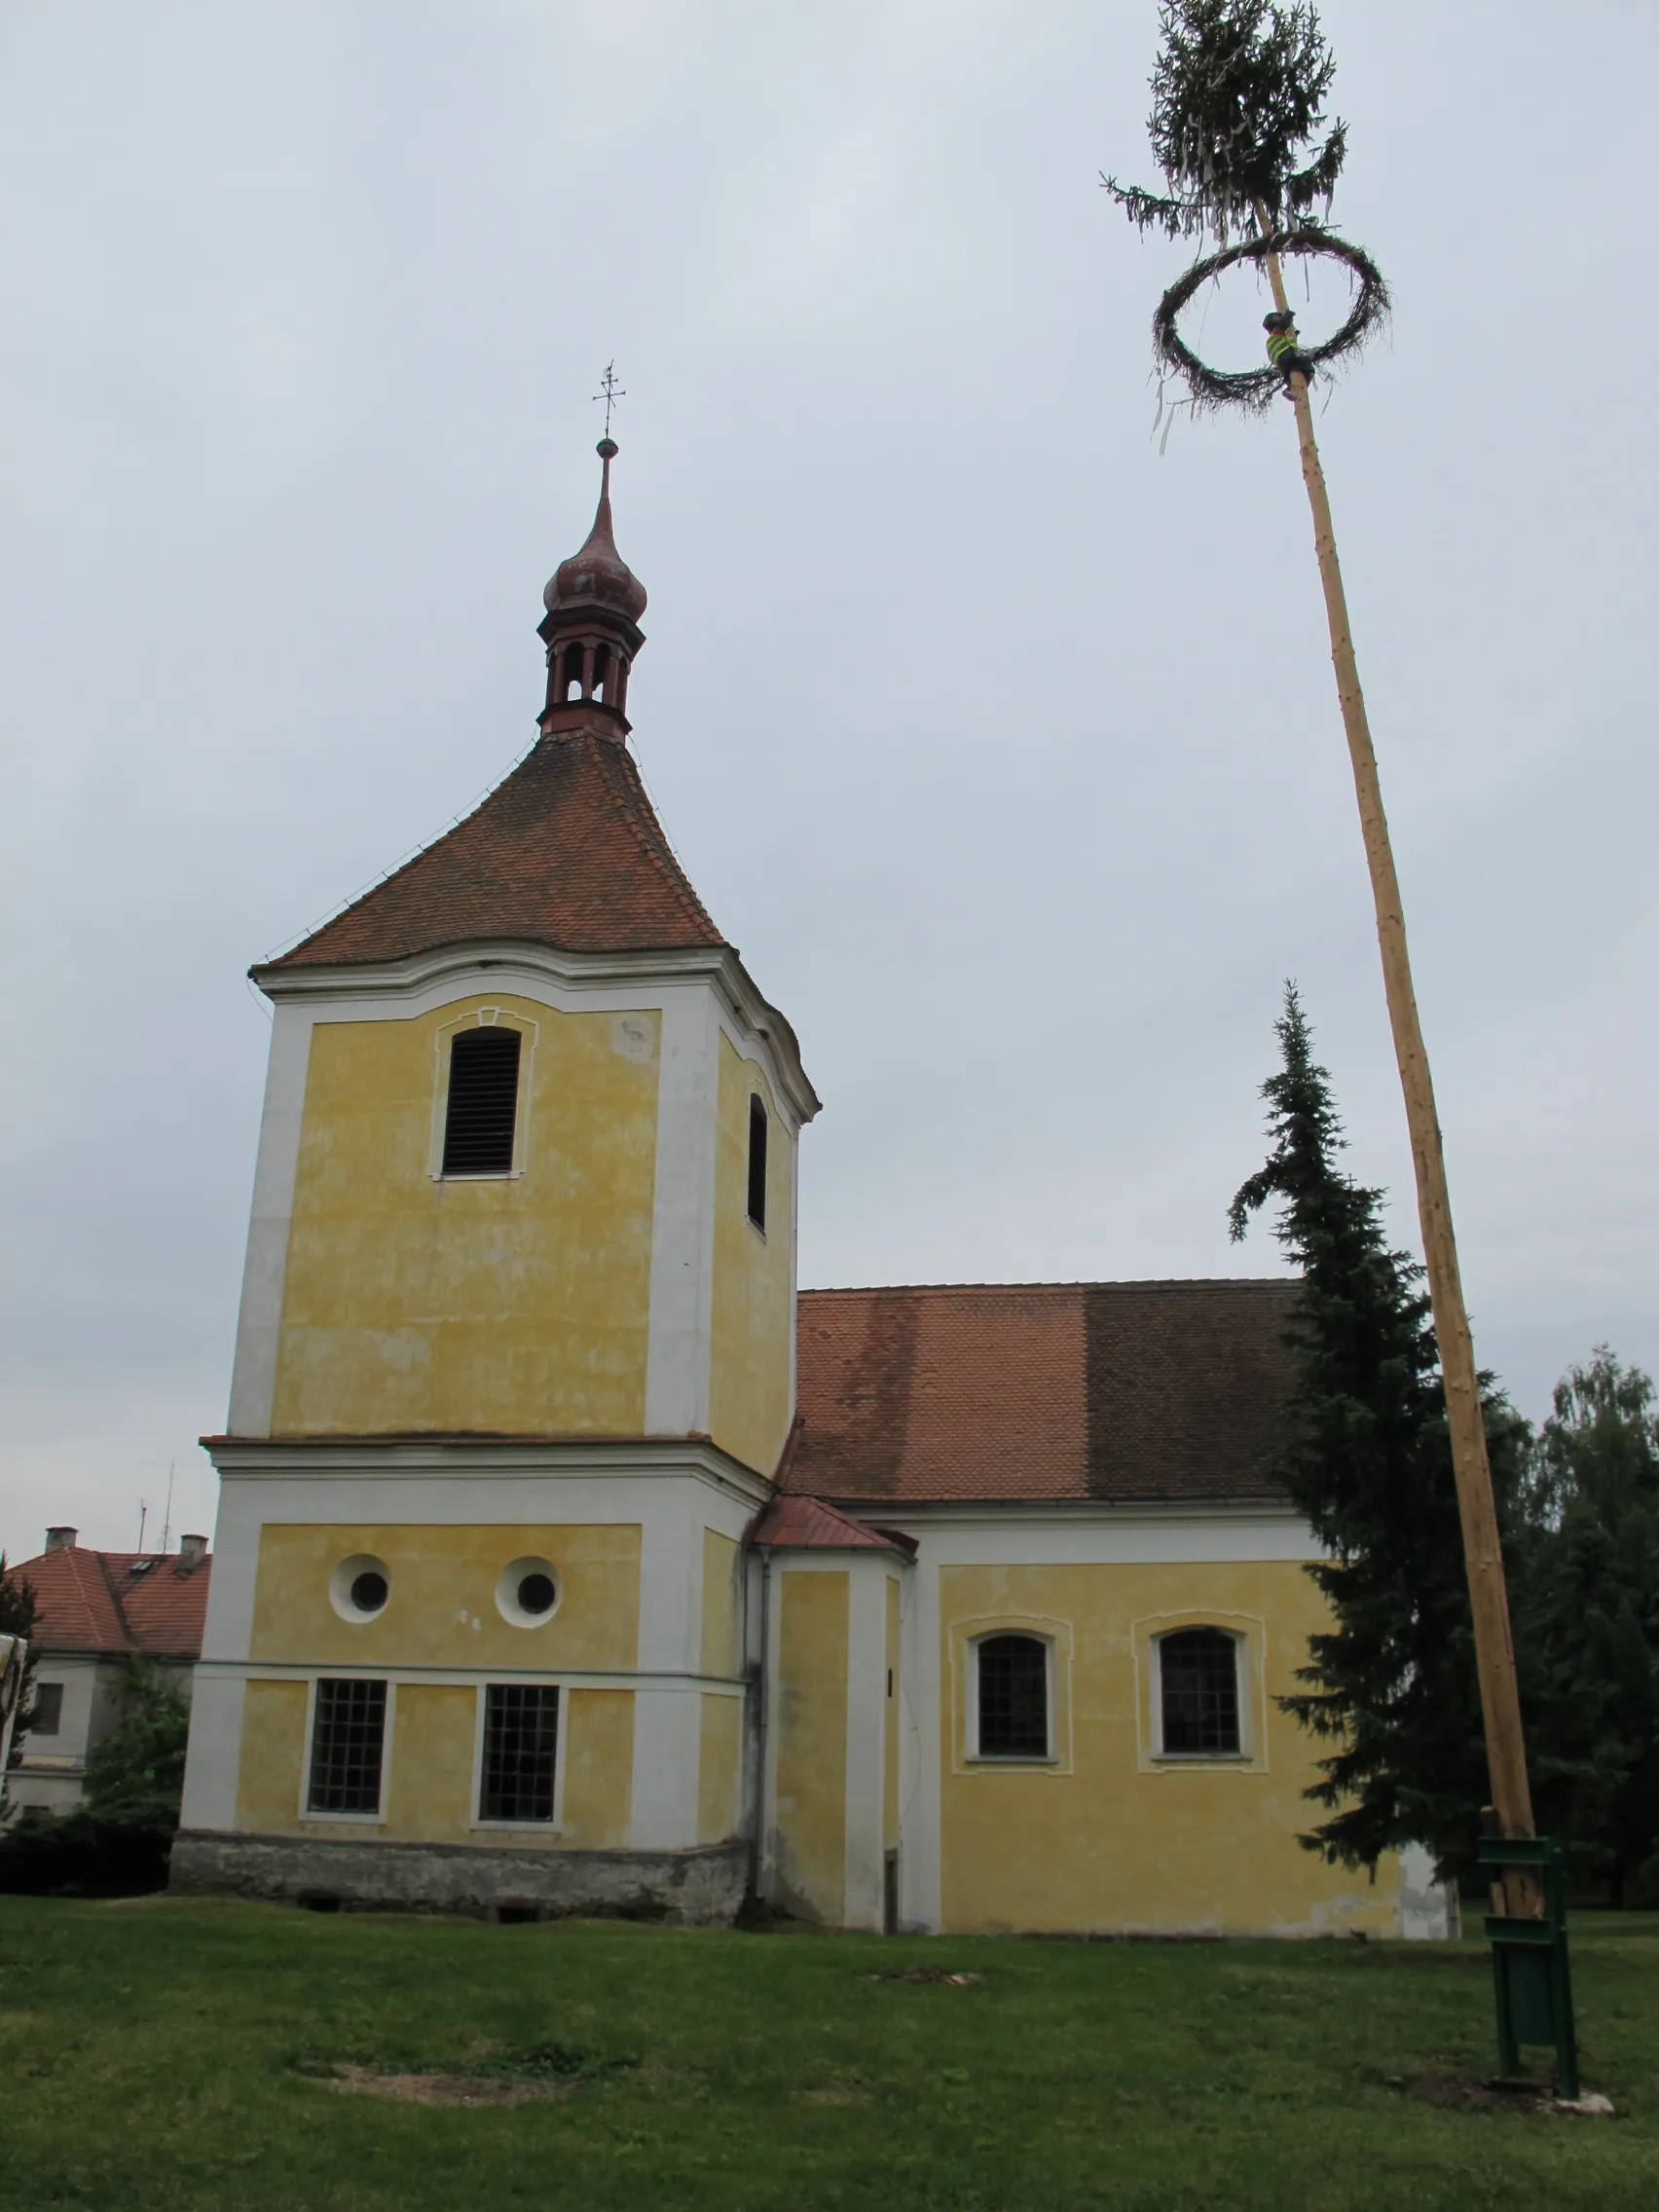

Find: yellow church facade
<box><xmin>174</xmin><ymin>445</ymin><xmax>1453</xmax><ymax>1940</ymax></box>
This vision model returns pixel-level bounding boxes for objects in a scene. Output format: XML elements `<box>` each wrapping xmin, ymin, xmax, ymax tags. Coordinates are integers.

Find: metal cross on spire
<box><xmin>593</xmin><ymin>361</ymin><xmax>625</xmax><ymax>439</ymax></box>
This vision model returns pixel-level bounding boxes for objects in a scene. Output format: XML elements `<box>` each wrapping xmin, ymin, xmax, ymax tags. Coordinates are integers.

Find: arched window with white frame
<box><xmin>1157</xmin><ymin>1626</ymin><xmax>1242</xmax><ymax>1757</ymax></box>
<box><xmin>972</xmin><ymin>1632</ymin><xmax>1051</xmax><ymax>1760</ymax></box>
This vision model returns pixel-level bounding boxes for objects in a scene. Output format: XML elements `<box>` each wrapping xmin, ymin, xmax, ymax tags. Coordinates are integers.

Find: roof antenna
<box><xmin>161</xmin><ymin>1462</ymin><xmax>175</xmax><ymax>1556</ymax></box>
<box><xmin>136</xmin><ymin>1498</ymin><xmax>148</xmax><ymax>1554</ymax></box>
<box><xmin>593</xmin><ymin>360</ymin><xmax>625</xmax><ymax>443</ymax></box>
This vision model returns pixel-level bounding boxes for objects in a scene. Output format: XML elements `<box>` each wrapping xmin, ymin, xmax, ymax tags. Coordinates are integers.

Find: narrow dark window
<box><xmin>307</xmin><ymin>1678</ymin><xmax>387</xmax><ymax>1814</ymax></box>
<box><xmin>976</xmin><ymin>1635</ymin><xmax>1049</xmax><ymax>1758</ymax></box>
<box><xmin>481</xmin><ymin>1684</ymin><xmax>560</xmax><ymax>1822</ymax></box>
<box><xmin>31</xmin><ymin>1682</ymin><xmax>64</xmax><ymax>1737</ymax></box>
<box><xmin>1160</xmin><ymin>1629</ymin><xmax>1241</xmax><ymax>1755</ymax></box>
<box><xmin>442</xmin><ymin>1026</ymin><xmax>522</xmax><ymax>1176</ymax></box>
<box><xmin>746</xmin><ymin>1094</ymin><xmax>768</xmax><ymax>1231</ymax></box>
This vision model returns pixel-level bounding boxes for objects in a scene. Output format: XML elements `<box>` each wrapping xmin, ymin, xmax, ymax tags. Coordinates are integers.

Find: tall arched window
<box><xmin>1158</xmin><ymin>1627</ymin><xmax>1241</xmax><ymax>1756</ymax></box>
<box><xmin>746</xmin><ymin>1094</ymin><xmax>768</xmax><ymax>1231</ymax></box>
<box><xmin>442</xmin><ymin>1026</ymin><xmax>522</xmax><ymax>1176</ymax></box>
<box><xmin>975</xmin><ymin>1634</ymin><xmax>1050</xmax><ymax>1759</ymax></box>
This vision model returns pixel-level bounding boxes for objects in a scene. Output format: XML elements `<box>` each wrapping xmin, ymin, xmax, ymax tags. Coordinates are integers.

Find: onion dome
<box><xmin>536</xmin><ymin>439</ymin><xmax>647</xmax><ymax>729</ymax></box>
<box><xmin>542</xmin><ymin>438</ymin><xmax>646</xmax><ymax>624</ymax></box>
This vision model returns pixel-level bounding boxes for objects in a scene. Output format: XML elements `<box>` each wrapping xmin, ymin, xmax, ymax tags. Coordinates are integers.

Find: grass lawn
<box><xmin>1</xmin><ymin>1899</ymin><xmax>1655</xmax><ymax>2210</ymax></box>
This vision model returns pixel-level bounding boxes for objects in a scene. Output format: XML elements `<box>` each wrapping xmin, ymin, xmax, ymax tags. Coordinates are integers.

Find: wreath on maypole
<box><xmin>1102</xmin><ymin>0</ymin><xmax>1390</xmax><ymax>417</ymax></box>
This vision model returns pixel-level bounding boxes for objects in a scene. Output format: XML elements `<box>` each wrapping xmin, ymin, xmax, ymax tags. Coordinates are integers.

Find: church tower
<box><xmin>175</xmin><ymin>445</ymin><xmax>818</xmax><ymax>1916</ymax></box>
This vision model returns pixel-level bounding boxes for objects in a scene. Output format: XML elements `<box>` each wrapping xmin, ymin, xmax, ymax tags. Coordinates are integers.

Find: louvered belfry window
<box><xmin>747</xmin><ymin>1094</ymin><xmax>768</xmax><ymax>1230</ymax></box>
<box><xmin>442</xmin><ymin>1026</ymin><xmax>522</xmax><ymax>1176</ymax></box>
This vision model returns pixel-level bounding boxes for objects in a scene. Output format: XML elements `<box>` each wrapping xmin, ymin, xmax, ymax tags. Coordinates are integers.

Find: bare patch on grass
<box><xmin>863</xmin><ymin>1967</ymin><xmax>983</xmax><ymax>1986</ymax></box>
<box><xmin>307</xmin><ymin>2040</ymin><xmax>636</xmax><ymax>2108</ymax></box>
<box><xmin>325</xmin><ymin>2064</ymin><xmax>570</xmax><ymax>2108</ymax></box>
<box><xmin>1406</xmin><ymin>2072</ymin><xmax>1614</xmax><ymax>2119</ymax></box>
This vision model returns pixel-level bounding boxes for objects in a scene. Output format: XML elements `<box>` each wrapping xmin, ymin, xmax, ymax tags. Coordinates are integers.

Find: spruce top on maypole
<box><xmin>1104</xmin><ymin>1</ymin><xmax>1388</xmax><ymax>417</ymax></box>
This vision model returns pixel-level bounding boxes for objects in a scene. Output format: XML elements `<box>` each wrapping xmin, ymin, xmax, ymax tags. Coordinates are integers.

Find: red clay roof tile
<box><xmin>790</xmin><ymin>1280</ymin><xmax>1297</xmax><ymax>1505</ymax></box>
<box><xmin>4</xmin><ymin>1548</ymin><xmax>211</xmax><ymax>1659</ymax></box>
<box><xmin>749</xmin><ymin>1493</ymin><xmax>910</xmax><ymax>1552</ymax></box>
<box><xmin>265</xmin><ymin>722</ymin><xmax>723</xmax><ymax>973</ymax></box>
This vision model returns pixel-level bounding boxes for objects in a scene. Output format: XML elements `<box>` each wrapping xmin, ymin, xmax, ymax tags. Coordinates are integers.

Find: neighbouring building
<box><xmin>4</xmin><ymin>1528</ymin><xmax>211</xmax><ymax>1816</ymax></box>
<box><xmin>172</xmin><ymin>443</ymin><xmax>1452</xmax><ymax>1938</ymax></box>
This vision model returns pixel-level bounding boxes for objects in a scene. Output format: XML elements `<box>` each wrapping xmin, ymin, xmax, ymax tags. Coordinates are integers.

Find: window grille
<box><xmin>442</xmin><ymin>1027</ymin><xmax>522</xmax><ymax>1176</ymax></box>
<box><xmin>747</xmin><ymin>1094</ymin><xmax>768</xmax><ymax>1230</ymax></box>
<box><xmin>976</xmin><ymin>1635</ymin><xmax>1049</xmax><ymax>1758</ymax></box>
<box><xmin>481</xmin><ymin>1683</ymin><xmax>560</xmax><ymax>1823</ymax></box>
<box><xmin>1160</xmin><ymin>1628</ymin><xmax>1241</xmax><ymax>1755</ymax></box>
<box><xmin>307</xmin><ymin>1678</ymin><xmax>387</xmax><ymax>1814</ymax></box>
<box><xmin>31</xmin><ymin>1682</ymin><xmax>63</xmax><ymax>1737</ymax></box>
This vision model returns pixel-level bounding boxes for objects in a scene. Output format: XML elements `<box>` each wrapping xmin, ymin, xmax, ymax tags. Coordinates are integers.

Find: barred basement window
<box><xmin>480</xmin><ymin>1684</ymin><xmax>561</xmax><ymax>1823</ymax></box>
<box><xmin>747</xmin><ymin>1094</ymin><xmax>768</xmax><ymax>1231</ymax></box>
<box><xmin>32</xmin><ymin>1683</ymin><xmax>63</xmax><ymax>1737</ymax></box>
<box><xmin>1159</xmin><ymin>1628</ymin><xmax>1241</xmax><ymax>1756</ymax></box>
<box><xmin>976</xmin><ymin>1634</ymin><xmax>1049</xmax><ymax>1759</ymax></box>
<box><xmin>442</xmin><ymin>1026</ymin><xmax>522</xmax><ymax>1176</ymax></box>
<box><xmin>307</xmin><ymin>1678</ymin><xmax>387</xmax><ymax>1814</ymax></box>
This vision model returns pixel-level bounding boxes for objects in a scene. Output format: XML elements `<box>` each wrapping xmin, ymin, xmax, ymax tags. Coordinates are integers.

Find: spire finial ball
<box><xmin>597</xmin><ymin>436</ymin><xmax>618</xmax><ymax>461</ymax></box>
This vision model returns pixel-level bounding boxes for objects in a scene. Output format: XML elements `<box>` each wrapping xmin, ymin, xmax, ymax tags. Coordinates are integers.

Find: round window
<box><xmin>516</xmin><ymin>1571</ymin><xmax>555</xmax><ymax>1616</ymax></box>
<box><xmin>496</xmin><ymin>1556</ymin><xmax>559</xmax><ymax>1628</ymax></box>
<box><xmin>329</xmin><ymin>1554</ymin><xmax>391</xmax><ymax>1623</ymax></box>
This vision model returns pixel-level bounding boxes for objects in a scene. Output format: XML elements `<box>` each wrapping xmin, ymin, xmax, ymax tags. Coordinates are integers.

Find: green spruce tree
<box><xmin>1229</xmin><ymin>985</ymin><xmax>1530</xmax><ymax>1875</ymax></box>
<box><xmin>1515</xmin><ymin>1352</ymin><xmax>1659</xmax><ymax>1904</ymax></box>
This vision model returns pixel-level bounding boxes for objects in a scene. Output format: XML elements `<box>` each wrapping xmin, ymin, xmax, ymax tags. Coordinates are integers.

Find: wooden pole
<box><xmin>1253</xmin><ymin>210</ymin><xmax>1536</xmax><ymax>1862</ymax></box>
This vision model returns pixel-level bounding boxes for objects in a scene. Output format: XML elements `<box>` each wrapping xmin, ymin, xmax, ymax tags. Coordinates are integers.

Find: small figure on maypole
<box><xmin>1262</xmin><ymin>309</ymin><xmax>1313</xmax><ymax>389</ymax></box>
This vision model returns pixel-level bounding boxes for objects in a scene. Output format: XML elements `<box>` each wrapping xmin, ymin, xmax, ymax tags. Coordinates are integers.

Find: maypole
<box><xmin>1104</xmin><ymin>5</ymin><xmax>1537</xmax><ymax>1864</ymax></box>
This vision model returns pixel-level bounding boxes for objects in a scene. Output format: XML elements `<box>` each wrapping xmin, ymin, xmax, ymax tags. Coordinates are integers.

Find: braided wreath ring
<box><xmin>1153</xmin><ymin>227</ymin><xmax>1391</xmax><ymax>417</ymax></box>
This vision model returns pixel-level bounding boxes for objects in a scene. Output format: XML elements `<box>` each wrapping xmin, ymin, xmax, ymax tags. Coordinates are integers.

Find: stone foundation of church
<box><xmin>168</xmin><ymin>1828</ymin><xmax>751</xmax><ymax>1924</ymax></box>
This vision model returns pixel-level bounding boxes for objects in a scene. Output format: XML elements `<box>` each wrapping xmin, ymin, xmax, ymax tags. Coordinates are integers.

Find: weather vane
<box><xmin>594</xmin><ymin>361</ymin><xmax>625</xmax><ymax>440</ymax></box>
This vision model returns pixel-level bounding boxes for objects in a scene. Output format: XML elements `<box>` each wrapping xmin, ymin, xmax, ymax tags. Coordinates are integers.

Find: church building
<box><xmin>174</xmin><ymin>444</ymin><xmax>1452</xmax><ymax>1939</ymax></box>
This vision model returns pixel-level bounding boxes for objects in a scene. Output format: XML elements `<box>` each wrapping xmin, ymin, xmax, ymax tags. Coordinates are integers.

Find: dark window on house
<box><xmin>307</xmin><ymin>1678</ymin><xmax>387</xmax><ymax>1814</ymax></box>
<box><xmin>747</xmin><ymin>1094</ymin><xmax>768</xmax><ymax>1231</ymax></box>
<box><xmin>31</xmin><ymin>1682</ymin><xmax>63</xmax><ymax>1736</ymax></box>
<box><xmin>1160</xmin><ymin>1629</ymin><xmax>1241</xmax><ymax>1755</ymax></box>
<box><xmin>442</xmin><ymin>1026</ymin><xmax>522</xmax><ymax>1176</ymax></box>
<box><xmin>480</xmin><ymin>1683</ymin><xmax>560</xmax><ymax>1822</ymax></box>
<box><xmin>976</xmin><ymin>1635</ymin><xmax>1049</xmax><ymax>1758</ymax></box>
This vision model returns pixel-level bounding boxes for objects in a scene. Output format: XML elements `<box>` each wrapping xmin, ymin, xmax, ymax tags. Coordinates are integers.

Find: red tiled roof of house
<box><xmin>789</xmin><ymin>1280</ymin><xmax>1298</xmax><ymax>1506</ymax></box>
<box><xmin>749</xmin><ymin>1493</ymin><xmax>911</xmax><ymax>1552</ymax></box>
<box><xmin>3</xmin><ymin>1547</ymin><xmax>211</xmax><ymax>1659</ymax></box>
<box><xmin>263</xmin><ymin>721</ymin><xmax>723</xmax><ymax>973</ymax></box>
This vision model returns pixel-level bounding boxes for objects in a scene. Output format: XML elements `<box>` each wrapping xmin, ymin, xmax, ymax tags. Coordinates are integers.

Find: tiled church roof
<box><xmin>264</xmin><ymin>723</ymin><xmax>723</xmax><ymax>973</ymax></box>
<box><xmin>749</xmin><ymin>1493</ymin><xmax>912</xmax><ymax>1553</ymax></box>
<box><xmin>788</xmin><ymin>1280</ymin><xmax>1298</xmax><ymax>1506</ymax></box>
<box><xmin>5</xmin><ymin>1544</ymin><xmax>212</xmax><ymax>1659</ymax></box>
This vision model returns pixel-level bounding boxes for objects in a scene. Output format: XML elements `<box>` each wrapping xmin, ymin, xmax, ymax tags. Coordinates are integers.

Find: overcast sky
<box><xmin>2</xmin><ymin>1</ymin><xmax>1655</xmax><ymax>1560</ymax></box>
